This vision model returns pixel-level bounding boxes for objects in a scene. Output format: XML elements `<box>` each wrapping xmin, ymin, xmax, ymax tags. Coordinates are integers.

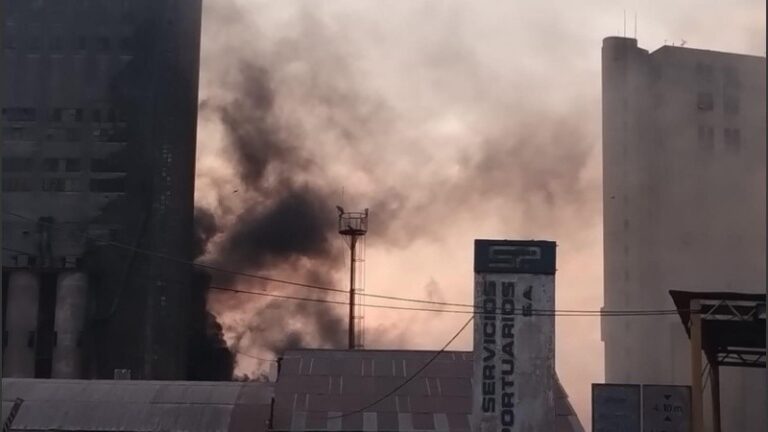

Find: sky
<box><xmin>194</xmin><ymin>0</ymin><xmax>765</xmax><ymax>426</ymax></box>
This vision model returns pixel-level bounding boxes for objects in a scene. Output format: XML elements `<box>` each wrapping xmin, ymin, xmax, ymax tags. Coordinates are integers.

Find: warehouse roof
<box><xmin>1</xmin><ymin>379</ymin><xmax>273</xmax><ymax>432</ymax></box>
<box><xmin>273</xmin><ymin>349</ymin><xmax>584</xmax><ymax>432</ymax></box>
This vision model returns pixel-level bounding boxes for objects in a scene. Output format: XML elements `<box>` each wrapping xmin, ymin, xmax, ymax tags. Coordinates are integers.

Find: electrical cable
<box><xmin>208</xmin><ymin>284</ymin><xmax>687</xmax><ymax>317</ymax></box>
<box><xmin>326</xmin><ymin>315</ymin><xmax>474</xmax><ymax>420</ymax></box>
<box><xmin>2</xmin><ymin>212</ymin><xmax>695</xmax><ymax>317</ymax></box>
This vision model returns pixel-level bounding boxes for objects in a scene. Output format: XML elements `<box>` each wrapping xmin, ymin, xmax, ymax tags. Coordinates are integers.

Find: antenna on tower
<box><xmin>634</xmin><ymin>12</ymin><xmax>637</xmax><ymax>39</ymax></box>
<box><xmin>623</xmin><ymin>10</ymin><xmax>626</xmax><ymax>37</ymax></box>
<box><xmin>338</xmin><ymin>207</ymin><xmax>368</xmax><ymax>350</ymax></box>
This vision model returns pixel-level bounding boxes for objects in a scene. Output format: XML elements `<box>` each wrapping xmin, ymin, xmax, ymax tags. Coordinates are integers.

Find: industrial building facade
<box><xmin>601</xmin><ymin>37</ymin><xmax>766</xmax><ymax>430</ymax></box>
<box><xmin>2</xmin><ymin>0</ymin><xmax>204</xmax><ymax>380</ymax></box>
<box><xmin>1</xmin><ymin>348</ymin><xmax>585</xmax><ymax>432</ymax></box>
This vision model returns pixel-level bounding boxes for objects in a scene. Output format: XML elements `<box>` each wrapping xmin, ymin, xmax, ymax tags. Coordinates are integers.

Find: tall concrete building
<box><xmin>2</xmin><ymin>0</ymin><xmax>204</xmax><ymax>380</ymax></box>
<box><xmin>601</xmin><ymin>37</ymin><xmax>766</xmax><ymax>430</ymax></box>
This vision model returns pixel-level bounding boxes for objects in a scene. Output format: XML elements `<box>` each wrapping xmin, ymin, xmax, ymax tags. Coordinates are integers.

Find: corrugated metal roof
<box><xmin>1</xmin><ymin>379</ymin><xmax>273</xmax><ymax>432</ymax></box>
<box><xmin>273</xmin><ymin>349</ymin><xmax>584</xmax><ymax>432</ymax></box>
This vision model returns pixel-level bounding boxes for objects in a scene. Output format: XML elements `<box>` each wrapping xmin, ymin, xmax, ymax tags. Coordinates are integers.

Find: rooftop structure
<box><xmin>1</xmin><ymin>348</ymin><xmax>584</xmax><ymax>432</ymax></box>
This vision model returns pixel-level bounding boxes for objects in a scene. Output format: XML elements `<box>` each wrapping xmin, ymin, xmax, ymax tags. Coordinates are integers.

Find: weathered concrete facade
<box><xmin>601</xmin><ymin>37</ymin><xmax>766</xmax><ymax>431</ymax></box>
<box><xmin>2</xmin><ymin>0</ymin><xmax>202</xmax><ymax>380</ymax></box>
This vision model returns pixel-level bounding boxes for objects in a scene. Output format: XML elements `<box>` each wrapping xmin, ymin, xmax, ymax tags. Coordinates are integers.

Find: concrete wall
<box><xmin>602</xmin><ymin>37</ymin><xmax>766</xmax><ymax>431</ymax></box>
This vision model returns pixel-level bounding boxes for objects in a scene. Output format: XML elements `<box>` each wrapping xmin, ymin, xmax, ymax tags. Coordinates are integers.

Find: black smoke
<box><xmin>196</xmin><ymin>2</ymin><xmax>599</xmax><ymax>375</ymax></box>
<box><xmin>197</xmin><ymin>60</ymin><xmax>349</xmax><ymax>366</ymax></box>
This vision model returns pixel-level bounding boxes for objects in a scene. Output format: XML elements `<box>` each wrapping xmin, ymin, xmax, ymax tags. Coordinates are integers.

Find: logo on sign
<box><xmin>487</xmin><ymin>246</ymin><xmax>541</xmax><ymax>270</ymax></box>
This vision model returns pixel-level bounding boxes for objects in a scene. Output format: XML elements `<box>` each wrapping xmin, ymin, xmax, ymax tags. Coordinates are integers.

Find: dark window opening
<box><xmin>724</xmin><ymin>95</ymin><xmax>739</xmax><ymax>115</ymax></box>
<box><xmin>90</xmin><ymin>157</ymin><xmax>126</xmax><ymax>173</ymax></box>
<box><xmin>65</xmin><ymin>158</ymin><xmax>82</xmax><ymax>172</ymax></box>
<box><xmin>2</xmin><ymin>157</ymin><xmax>34</xmax><ymax>172</ymax></box>
<box><xmin>93</xmin><ymin>126</ymin><xmax>127</xmax><ymax>142</ymax></box>
<box><xmin>43</xmin><ymin>158</ymin><xmax>60</xmax><ymax>172</ymax></box>
<box><xmin>90</xmin><ymin>177</ymin><xmax>126</xmax><ymax>193</ymax></box>
<box><xmin>42</xmin><ymin>178</ymin><xmax>65</xmax><ymax>191</ymax></box>
<box><xmin>695</xmin><ymin>62</ymin><xmax>714</xmax><ymax>84</ymax></box>
<box><xmin>119</xmin><ymin>36</ymin><xmax>134</xmax><ymax>52</ymax></box>
<box><xmin>724</xmin><ymin>128</ymin><xmax>741</xmax><ymax>152</ymax></box>
<box><xmin>92</xmin><ymin>109</ymin><xmax>102</xmax><ymax>123</ymax></box>
<box><xmin>698</xmin><ymin>126</ymin><xmax>714</xmax><ymax>150</ymax></box>
<box><xmin>723</xmin><ymin>65</ymin><xmax>741</xmax><ymax>91</ymax></box>
<box><xmin>696</xmin><ymin>92</ymin><xmax>714</xmax><ymax>111</ymax></box>
<box><xmin>95</xmin><ymin>36</ymin><xmax>110</xmax><ymax>51</ymax></box>
<box><xmin>2</xmin><ymin>107</ymin><xmax>36</xmax><ymax>122</ymax></box>
<box><xmin>2</xmin><ymin>178</ymin><xmax>32</xmax><ymax>192</ymax></box>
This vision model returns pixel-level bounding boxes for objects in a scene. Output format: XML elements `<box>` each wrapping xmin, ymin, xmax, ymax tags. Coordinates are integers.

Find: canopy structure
<box><xmin>668</xmin><ymin>290</ymin><xmax>766</xmax><ymax>432</ymax></box>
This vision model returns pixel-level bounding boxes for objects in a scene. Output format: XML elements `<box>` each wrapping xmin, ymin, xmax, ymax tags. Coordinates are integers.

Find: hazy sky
<box><xmin>195</xmin><ymin>0</ymin><xmax>765</xmax><ymax>426</ymax></box>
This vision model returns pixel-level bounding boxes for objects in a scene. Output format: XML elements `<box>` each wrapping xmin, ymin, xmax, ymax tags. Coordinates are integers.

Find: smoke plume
<box><xmin>195</xmin><ymin>0</ymin><xmax>600</xmax><ymax>375</ymax></box>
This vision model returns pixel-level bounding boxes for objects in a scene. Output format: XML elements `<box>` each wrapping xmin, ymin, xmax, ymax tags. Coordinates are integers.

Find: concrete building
<box><xmin>601</xmin><ymin>37</ymin><xmax>766</xmax><ymax>430</ymax></box>
<box><xmin>2</xmin><ymin>0</ymin><xmax>203</xmax><ymax>380</ymax></box>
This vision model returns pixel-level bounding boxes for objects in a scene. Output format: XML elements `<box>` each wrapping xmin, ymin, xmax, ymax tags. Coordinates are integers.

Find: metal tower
<box><xmin>337</xmin><ymin>207</ymin><xmax>368</xmax><ymax>350</ymax></box>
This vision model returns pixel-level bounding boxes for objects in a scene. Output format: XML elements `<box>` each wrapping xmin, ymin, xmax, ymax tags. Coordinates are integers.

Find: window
<box><xmin>119</xmin><ymin>36</ymin><xmax>134</xmax><ymax>52</ymax></box>
<box><xmin>90</xmin><ymin>177</ymin><xmax>125</xmax><ymax>193</ymax></box>
<box><xmin>63</xmin><ymin>179</ymin><xmax>81</xmax><ymax>192</ymax></box>
<box><xmin>45</xmin><ymin>128</ymin><xmax>80</xmax><ymax>142</ymax></box>
<box><xmin>2</xmin><ymin>157</ymin><xmax>33</xmax><ymax>172</ymax></box>
<box><xmin>43</xmin><ymin>158</ymin><xmax>60</xmax><ymax>172</ymax></box>
<box><xmin>92</xmin><ymin>109</ymin><xmax>102</xmax><ymax>123</ymax></box>
<box><xmin>2</xmin><ymin>107</ymin><xmax>36</xmax><ymax>121</ymax></box>
<box><xmin>51</xmin><ymin>108</ymin><xmax>83</xmax><ymax>122</ymax></box>
<box><xmin>724</xmin><ymin>128</ymin><xmax>741</xmax><ymax>152</ymax></box>
<box><xmin>95</xmin><ymin>36</ymin><xmax>110</xmax><ymax>51</ymax></box>
<box><xmin>695</xmin><ymin>62</ymin><xmax>714</xmax><ymax>84</ymax></box>
<box><xmin>724</xmin><ymin>94</ymin><xmax>739</xmax><ymax>115</ymax></box>
<box><xmin>90</xmin><ymin>157</ymin><xmax>126</xmax><ymax>173</ymax></box>
<box><xmin>2</xmin><ymin>126</ymin><xmax>30</xmax><ymax>140</ymax></box>
<box><xmin>696</xmin><ymin>92</ymin><xmax>714</xmax><ymax>111</ymax></box>
<box><xmin>65</xmin><ymin>158</ymin><xmax>82</xmax><ymax>172</ymax></box>
<box><xmin>2</xmin><ymin>178</ymin><xmax>32</xmax><ymax>192</ymax></box>
<box><xmin>93</xmin><ymin>126</ymin><xmax>127</xmax><ymax>142</ymax></box>
<box><xmin>49</xmin><ymin>35</ymin><xmax>65</xmax><ymax>51</ymax></box>
<box><xmin>697</xmin><ymin>126</ymin><xmax>714</xmax><ymax>150</ymax></box>
<box><xmin>723</xmin><ymin>65</ymin><xmax>741</xmax><ymax>91</ymax></box>
<box><xmin>42</xmin><ymin>178</ymin><xmax>79</xmax><ymax>192</ymax></box>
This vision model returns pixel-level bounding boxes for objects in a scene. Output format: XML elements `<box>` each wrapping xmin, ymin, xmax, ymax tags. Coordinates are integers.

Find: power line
<box><xmin>327</xmin><ymin>315</ymin><xmax>474</xmax><ymax>420</ymax></box>
<box><xmin>3</xmin><ymin>212</ymin><xmax>693</xmax><ymax>317</ymax></box>
<box><xmin>209</xmin><ymin>284</ymin><xmax>688</xmax><ymax>317</ymax></box>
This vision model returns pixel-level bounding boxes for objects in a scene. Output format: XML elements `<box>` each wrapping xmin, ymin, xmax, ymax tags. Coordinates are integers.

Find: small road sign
<box><xmin>642</xmin><ymin>385</ymin><xmax>691</xmax><ymax>432</ymax></box>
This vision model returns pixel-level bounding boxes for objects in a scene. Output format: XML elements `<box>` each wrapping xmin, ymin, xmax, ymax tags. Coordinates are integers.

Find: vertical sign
<box><xmin>592</xmin><ymin>384</ymin><xmax>641</xmax><ymax>432</ymax></box>
<box><xmin>642</xmin><ymin>385</ymin><xmax>691</xmax><ymax>432</ymax></box>
<box><xmin>472</xmin><ymin>239</ymin><xmax>556</xmax><ymax>432</ymax></box>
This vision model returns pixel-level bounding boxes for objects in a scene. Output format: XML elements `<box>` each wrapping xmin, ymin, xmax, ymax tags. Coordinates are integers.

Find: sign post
<box><xmin>472</xmin><ymin>239</ymin><xmax>556</xmax><ymax>432</ymax></box>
